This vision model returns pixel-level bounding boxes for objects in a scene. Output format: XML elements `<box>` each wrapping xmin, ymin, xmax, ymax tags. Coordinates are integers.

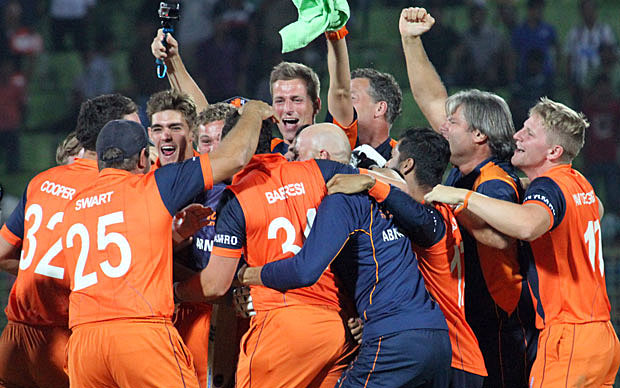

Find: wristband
<box><xmin>454</xmin><ymin>190</ymin><xmax>474</xmax><ymax>216</ymax></box>
<box><xmin>325</xmin><ymin>25</ymin><xmax>349</xmax><ymax>41</ymax></box>
<box><xmin>368</xmin><ymin>179</ymin><xmax>391</xmax><ymax>203</ymax></box>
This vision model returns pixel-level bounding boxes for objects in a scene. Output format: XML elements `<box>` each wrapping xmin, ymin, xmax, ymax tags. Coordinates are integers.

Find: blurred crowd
<box><xmin>0</xmin><ymin>0</ymin><xmax>619</xmax><ymax>221</ymax></box>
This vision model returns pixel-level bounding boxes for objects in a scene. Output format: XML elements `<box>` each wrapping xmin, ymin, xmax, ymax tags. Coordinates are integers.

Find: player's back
<box><xmin>527</xmin><ymin>165</ymin><xmax>611</xmax><ymax>328</ymax></box>
<box><xmin>324</xmin><ymin>193</ymin><xmax>448</xmax><ymax>341</ymax></box>
<box><xmin>413</xmin><ymin>203</ymin><xmax>486</xmax><ymax>377</ymax></box>
<box><xmin>59</xmin><ymin>168</ymin><xmax>176</xmax><ymax>328</ymax></box>
<box><xmin>229</xmin><ymin>154</ymin><xmax>343</xmax><ymax>311</ymax></box>
<box><xmin>3</xmin><ymin>159</ymin><xmax>98</xmax><ymax>326</ymax></box>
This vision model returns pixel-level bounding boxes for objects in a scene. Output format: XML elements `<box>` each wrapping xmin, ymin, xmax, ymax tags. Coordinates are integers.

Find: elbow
<box><xmin>330</xmin><ymin>88</ymin><xmax>351</xmax><ymax>102</ymax></box>
<box><xmin>516</xmin><ymin>225</ymin><xmax>542</xmax><ymax>242</ymax></box>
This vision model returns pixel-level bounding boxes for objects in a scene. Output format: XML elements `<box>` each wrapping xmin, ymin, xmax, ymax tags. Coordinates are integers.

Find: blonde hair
<box><xmin>529</xmin><ymin>97</ymin><xmax>589</xmax><ymax>162</ymax></box>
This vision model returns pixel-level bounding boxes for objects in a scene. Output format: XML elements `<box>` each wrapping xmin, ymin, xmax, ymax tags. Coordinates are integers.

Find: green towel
<box><xmin>279</xmin><ymin>0</ymin><xmax>350</xmax><ymax>53</ymax></box>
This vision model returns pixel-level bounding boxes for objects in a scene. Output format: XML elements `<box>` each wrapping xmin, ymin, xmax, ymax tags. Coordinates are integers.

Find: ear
<box><xmin>318</xmin><ymin>149</ymin><xmax>330</xmax><ymax>160</ymax></box>
<box><xmin>375</xmin><ymin>101</ymin><xmax>388</xmax><ymax>119</ymax></box>
<box><xmin>138</xmin><ymin>148</ymin><xmax>150</xmax><ymax>173</ymax></box>
<box><xmin>547</xmin><ymin>144</ymin><xmax>565</xmax><ymax>162</ymax></box>
<box><xmin>314</xmin><ymin>97</ymin><xmax>322</xmax><ymax>116</ymax></box>
<box><xmin>399</xmin><ymin>157</ymin><xmax>415</xmax><ymax>176</ymax></box>
<box><xmin>471</xmin><ymin>128</ymin><xmax>488</xmax><ymax>145</ymax></box>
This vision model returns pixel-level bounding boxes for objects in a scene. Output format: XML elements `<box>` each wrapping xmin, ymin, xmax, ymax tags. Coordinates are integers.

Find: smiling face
<box><xmin>197</xmin><ymin>119</ymin><xmax>224</xmax><ymax>154</ymax></box>
<box><xmin>511</xmin><ymin>113</ymin><xmax>552</xmax><ymax>172</ymax></box>
<box><xmin>148</xmin><ymin>110</ymin><xmax>192</xmax><ymax>165</ymax></box>
<box><xmin>438</xmin><ymin>105</ymin><xmax>477</xmax><ymax>167</ymax></box>
<box><xmin>272</xmin><ymin>79</ymin><xmax>317</xmax><ymax>143</ymax></box>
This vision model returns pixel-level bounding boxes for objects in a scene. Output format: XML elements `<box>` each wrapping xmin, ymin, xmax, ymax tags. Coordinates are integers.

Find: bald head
<box><xmin>292</xmin><ymin>123</ymin><xmax>351</xmax><ymax>163</ymax></box>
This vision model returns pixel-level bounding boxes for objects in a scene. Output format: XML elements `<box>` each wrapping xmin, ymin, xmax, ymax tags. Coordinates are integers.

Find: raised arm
<box><xmin>326</xmin><ymin>34</ymin><xmax>355</xmax><ymax>128</ymax></box>
<box><xmin>209</xmin><ymin>100</ymin><xmax>278</xmax><ymax>184</ymax></box>
<box><xmin>151</xmin><ymin>29</ymin><xmax>208</xmax><ymax>112</ymax></box>
<box><xmin>399</xmin><ymin>7</ymin><xmax>448</xmax><ymax>132</ymax></box>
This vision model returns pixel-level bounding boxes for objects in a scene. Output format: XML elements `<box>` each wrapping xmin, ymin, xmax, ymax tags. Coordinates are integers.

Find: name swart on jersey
<box><xmin>40</xmin><ymin>180</ymin><xmax>76</xmax><ymax>200</ymax></box>
<box><xmin>195</xmin><ymin>237</ymin><xmax>213</xmax><ymax>252</ymax></box>
<box><xmin>214</xmin><ymin>233</ymin><xmax>239</xmax><ymax>246</ymax></box>
<box><xmin>382</xmin><ymin>227</ymin><xmax>404</xmax><ymax>242</ymax></box>
<box><xmin>75</xmin><ymin>191</ymin><xmax>114</xmax><ymax>211</ymax></box>
<box><xmin>265</xmin><ymin>183</ymin><xmax>306</xmax><ymax>204</ymax></box>
<box><xmin>573</xmin><ymin>190</ymin><xmax>596</xmax><ymax>206</ymax></box>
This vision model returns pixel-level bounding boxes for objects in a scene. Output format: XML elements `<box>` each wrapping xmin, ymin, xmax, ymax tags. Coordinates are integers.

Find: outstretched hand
<box><xmin>423</xmin><ymin>184</ymin><xmax>468</xmax><ymax>206</ymax></box>
<box><xmin>399</xmin><ymin>7</ymin><xmax>435</xmax><ymax>39</ymax></box>
<box><xmin>172</xmin><ymin>204</ymin><xmax>213</xmax><ymax>243</ymax></box>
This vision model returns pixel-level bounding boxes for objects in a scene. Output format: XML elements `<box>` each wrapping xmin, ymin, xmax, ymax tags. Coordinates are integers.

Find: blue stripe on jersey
<box><xmin>524</xmin><ymin>177</ymin><xmax>566</xmax><ymax>230</ymax></box>
<box><xmin>154</xmin><ymin>156</ymin><xmax>208</xmax><ymax>216</ymax></box>
<box><xmin>262</xmin><ymin>193</ymin><xmax>447</xmax><ymax>340</ymax></box>
<box><xmin>379</xmin><ymin>186</ymin><xmax>445</xmax><ymax>248</ymax></box>
<box><xmin>5</xmin><ymin>184</ymin><xmax>28</xmax><ymax>239</ymax></box>
<box><xmin>520</xmin><ymin>241</ymin><xmax>545</xmax><ymax>323</ymax></box>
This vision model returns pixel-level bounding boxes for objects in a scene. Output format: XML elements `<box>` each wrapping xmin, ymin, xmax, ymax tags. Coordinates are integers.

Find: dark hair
<box><xmin>351</xmin><ymin>68</ymin><xmax>403</xmax><ymax>124</ymax></box>
<box><xmin>397</xmin><ymin>127</ymin><xmax>450</xmax><ymax>188</ymax></box>
<box><xmin>98</xmin><ymin>147</ymin><xmax>148</xmax><ymax>171</ymax></box>
<box><xmin>146</xmin><ymin>89</ymin><xmax>198</xmax><ymax>131</ymax></box>
<box><xmin>221</xmin><ymin>111</ymin><xmax>273</xmax><ymax>155</ymax></box>
<box><xmin>75</xmin><ymin>94</ymin><xmax>137</xmax><ymax>151</ymax></box>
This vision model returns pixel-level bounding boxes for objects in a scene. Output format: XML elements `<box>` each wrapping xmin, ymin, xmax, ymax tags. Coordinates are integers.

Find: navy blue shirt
<box><xmin>523</xmin><ymin>177</ymin><xmax>566</xmax><ymax>231</ymax></box>
<box><xmin>261</xmin><ymin>192</ymin><xmax>447</xmax><ymax>341</ymax></box>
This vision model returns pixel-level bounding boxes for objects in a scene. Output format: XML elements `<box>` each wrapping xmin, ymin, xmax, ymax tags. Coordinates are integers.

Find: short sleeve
<box><xmin>155</xmin><ymin>154</ymin><xmax>213</xmax><ymax>216</ymax></box>
<box><xmin>211</xmin><ymin>190</ymin><xmax>246</xmax><ymax>258</ymax></box>
<box><xmin>523</xmin><ymin>177</ymin><xmax>566</xmax><ymax>231</ymax></box>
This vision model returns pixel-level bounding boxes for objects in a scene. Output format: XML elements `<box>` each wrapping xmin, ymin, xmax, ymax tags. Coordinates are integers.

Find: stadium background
<box><xmin>0</xmin><ymin>0</ymin><xmax>619</xmax><ymax>380</ymax></box>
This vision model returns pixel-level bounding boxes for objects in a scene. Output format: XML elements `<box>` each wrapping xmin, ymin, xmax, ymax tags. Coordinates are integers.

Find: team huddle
<box><xmin>0</xmin><ymin>6</ymin><xmax>619</xmax><ymax>388</ymax></box>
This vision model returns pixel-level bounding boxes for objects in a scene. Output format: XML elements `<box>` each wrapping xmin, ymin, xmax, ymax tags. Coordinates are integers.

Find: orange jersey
<box><xmin>212</xmin><ymin>154</ymin><xmax>356</xmax><ymax>311</ymax></box>
<box><xmin>524</xmin><ymin>164</ymin><xmax>611</xmax><ymax>329</ymax></box>
<box><xmin>0</xmin><ymin>158</ymin><xmax>99</xmax><ymax>326</ymax></box>
<box><xmin>56</xmin><ymin>154</ymin><xmax>213</xmax><ymax>328</ymax></box>
<box><xmin>413</xmin><ymin>203</ymin><xmax>487</xmax><ymax>377</ymax></box>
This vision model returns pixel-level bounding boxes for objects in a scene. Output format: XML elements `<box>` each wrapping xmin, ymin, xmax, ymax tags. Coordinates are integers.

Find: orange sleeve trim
<box><xmin>389</xmin><ymin>138</ymin><xmax>398</xmax><ymax>148</ymax></box>
<box><xmin>211</xmin><ymin>246</ymin><xmax>243</xmax><ymax>259</ymax></box>
<box><xmin>270</xmin><ymin>138</ymin><xmax>284</xmax><ymax>151</ymax></box>
<box><xmin>199</xmin><ymin>153</ymin><xmax>214</xmax><ymax>190</ymax></box>
<box><xmin>331</xmin><ymin>115</ymin><xmax>358</xmax><ymax>151</ymax></box>
<box><xmin>368</xmin><ymin>180</ymin><xmax>390</xmax><ymax>203</ymax></box>
<box><xmin>0</xmin><ymin>225</ymin><xmax>21</xmax><ymax>246</ymax></box>
<box><xmin>359</xmin><ymin>168</ymin><xmax>368</xmax><ymax>175</ymax></box>
<box><xmin>524</xmin><ymin>200</ymin><xmax>554</xmax><ymax>232</ymax></box>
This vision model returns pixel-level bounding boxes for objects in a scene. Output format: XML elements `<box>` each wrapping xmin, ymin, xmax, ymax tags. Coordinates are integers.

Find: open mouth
<box><xmin>281</xmin><ymin>118</ymin><xmax>299</xmax><ymax>130</ymax></box>
<box><xmin>160</xmin><ymin>145</ymin><xmax>176</xmax><ymax>157</ymax></box>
